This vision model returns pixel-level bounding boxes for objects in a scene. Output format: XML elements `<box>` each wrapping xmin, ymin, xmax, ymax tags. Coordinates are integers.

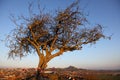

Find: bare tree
<box><xmin>6</xmin><ymin>1</ymin><xmax>105</xmax><ymax>71</ymax></box>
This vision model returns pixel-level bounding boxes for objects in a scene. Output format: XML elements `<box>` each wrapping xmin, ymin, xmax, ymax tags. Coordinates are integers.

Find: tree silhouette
<box><xmin>6</xmin><ymin>1</ymin><xmax>105</xmax><ymax>70</ymax></box>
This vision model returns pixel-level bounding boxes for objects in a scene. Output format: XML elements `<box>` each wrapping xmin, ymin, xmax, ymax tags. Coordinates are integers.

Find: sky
<box><xmin>0</xmin><ymin>0</ymin><xmax>120</xmax><ymax>70</ymax></box>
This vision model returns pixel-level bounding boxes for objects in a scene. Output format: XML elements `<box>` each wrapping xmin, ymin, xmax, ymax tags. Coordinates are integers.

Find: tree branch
<box><xmin>49</xmin><ymin>48</ymin><xmax>64</xmax><ymax>60</ymax></box>
<box><xmin>26</xmin><ymin>38</ymin><xmax>42</xmax><ymax>57</ymax></box>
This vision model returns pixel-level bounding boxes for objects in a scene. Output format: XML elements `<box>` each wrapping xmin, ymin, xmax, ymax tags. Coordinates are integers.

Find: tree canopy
<box><xmin>6</xmin><ymin>1</ymin><xmax>105</xmax><ymax>69</ymax></box>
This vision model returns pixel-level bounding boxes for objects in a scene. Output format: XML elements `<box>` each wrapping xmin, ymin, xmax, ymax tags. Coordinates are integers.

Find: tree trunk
<box><xmin>36</xmin><ymin>50</ymin><xmax>63</xmax><ymax>79</ymax></box>
<box><xmin>38</xmin><ymin>55</ymin><xmax>48</xmax><ymax>70</ymax></box>
<box><xmin>36</xmin><ymin>55</ymin><xmax>48</xmax><ymax>80</ymax></box>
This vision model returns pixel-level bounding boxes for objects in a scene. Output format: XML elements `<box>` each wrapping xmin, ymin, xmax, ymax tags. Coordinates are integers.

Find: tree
<box><xmin>6</xmin><ymin>1</ymin><xmax>105</xmax><ymax>70</ymax></box>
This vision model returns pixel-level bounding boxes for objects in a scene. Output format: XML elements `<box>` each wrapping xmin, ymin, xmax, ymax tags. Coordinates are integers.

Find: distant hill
<box><xmin>47</xmin><ymin>66</ymin><xmax>86</xmax><ymax>71</ymax></box>
<box><xmin>65</xmin><ymin>66</ymin><xmax>78</xmax><ymax>71</ymax></box>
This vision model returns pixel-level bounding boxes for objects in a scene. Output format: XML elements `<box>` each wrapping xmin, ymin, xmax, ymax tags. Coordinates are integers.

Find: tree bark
<box><xmin>36</xmin><ymin>55</ymin><xmax>48</xmax><ymax>80</ymax></box>
<box><xmin>36</xmin><ymin>49</ymin><xmax>64</xmax><ymax>79</ymax></box>
<box><xmin>38</xmin><ymin>55</ymin><xmax>47</xmax><ymax>69</ymax></box>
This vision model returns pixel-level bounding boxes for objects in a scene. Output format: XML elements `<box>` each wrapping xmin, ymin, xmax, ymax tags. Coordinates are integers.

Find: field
<box><xmin>0</xmin><ymin>66</ymin><xmax>120</xmax><ymax>80</ymax></box>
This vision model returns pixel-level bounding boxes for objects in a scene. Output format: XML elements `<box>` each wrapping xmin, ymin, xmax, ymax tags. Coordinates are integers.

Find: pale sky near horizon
<box><xmin>0</xmin><ymin>0</ymin><xmax>120</xmax><ymax>70</ymax></box>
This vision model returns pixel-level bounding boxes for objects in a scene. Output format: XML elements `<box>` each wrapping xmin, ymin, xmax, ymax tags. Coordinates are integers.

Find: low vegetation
<box><xmin>0</xmin><ymin>66</ymin><xmax>120</xmax><ymax>80</ymax></box>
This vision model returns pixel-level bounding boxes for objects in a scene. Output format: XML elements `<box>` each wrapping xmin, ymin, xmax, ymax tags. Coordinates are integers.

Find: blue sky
<box><xmin>0</xmin><ymin>0</ymin><xmax>120</xmax><ymax>70</ymax></box>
